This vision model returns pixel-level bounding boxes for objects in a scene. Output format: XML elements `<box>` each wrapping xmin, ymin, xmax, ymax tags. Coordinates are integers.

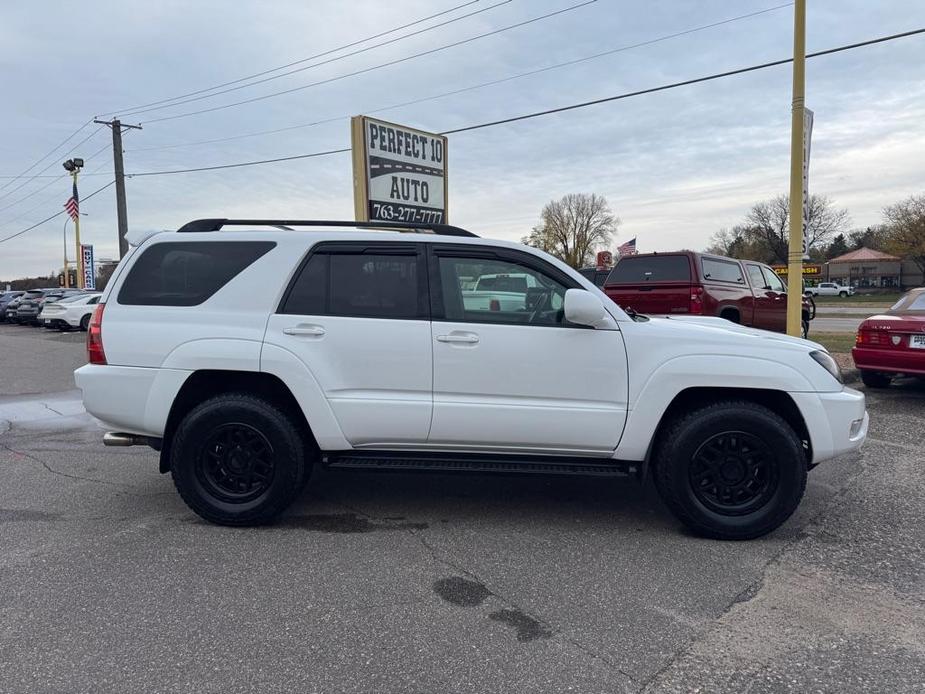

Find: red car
<box><xmin>602</xmin><ymin>251</ymin><xmax>815</xmax><ymax>336</ymax></box>
<box><xmin>852</xmin><ymin>288</ymin><xmax>925</xmax><ymax>388</ymax></box>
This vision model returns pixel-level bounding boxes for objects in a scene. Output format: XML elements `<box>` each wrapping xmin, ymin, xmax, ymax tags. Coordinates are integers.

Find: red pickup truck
<box><xmin>602</xmin><ymin>251</ymin><xmax>814</xmax><ymax>335</ymax></box>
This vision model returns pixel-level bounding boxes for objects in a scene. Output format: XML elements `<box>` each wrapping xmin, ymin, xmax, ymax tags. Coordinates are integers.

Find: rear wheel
<box><xmin>79</xmin><ymin>314</ymin><xmax>90</xmax><ymax>331</ymax></box>
<box><xmin>860</xmin><ymin>370</ymin><xmax>892</xmax><ymax>389</ymax></box>
<box><xmin>839</xmin><ymin>291</ymin><xmax>848</xmax><ymax>298</ymax></box>
<box><xmin>171</xmin><ymin>393</ymin><xmax>309</xmax><ymax>526</ymax></box>
<box><xmin>653</xmin><ymin>401</ymin><xmax>807</xmax><ymax>540</ymax></box>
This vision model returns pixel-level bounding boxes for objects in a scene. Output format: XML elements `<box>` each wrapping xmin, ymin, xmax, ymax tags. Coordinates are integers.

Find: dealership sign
<box><xmin>351</xmin><ymin>116</ymin><xmax>448</xmax><ymax>224</ymax></box>
<box><xmin>81</xmin><ymin>244</ymin><xmax>95</xmax><ymax>290</ymax></box>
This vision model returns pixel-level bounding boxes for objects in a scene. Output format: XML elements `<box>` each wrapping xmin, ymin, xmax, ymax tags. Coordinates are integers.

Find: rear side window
<box><xmin>606</xmin><ymin>256</ymin><xmax>691</xmax><ymax>283</ymax></box>
<box><xmin>702</xmin><ymin>257</ymin><xmax>745</xmax><ymax>284</ymax></box>
<box><xmin>282</xmin><ymin>250</ymin><xmax>422</xmax><ymax>319</ymax></box>
<box><xmin>475</xmin><ymin>275</ymin><xmax>528</xmax><ymax>292</ymax></box>
<box><xmin>746</xmin><ymin>264</ymin><xmax>767</xmax><ymax>289</ymax></box>
<box><xmin>118</xmin><ymin>241</ymin><xmax>275</xmax><ymax>306</ymax></box>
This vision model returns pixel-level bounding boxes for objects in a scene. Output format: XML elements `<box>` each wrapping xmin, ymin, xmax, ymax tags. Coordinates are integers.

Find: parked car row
<box><xmin>0</xmin><ymin>288</ymin><xmax>102</xmax><ymax>330</ymax></box>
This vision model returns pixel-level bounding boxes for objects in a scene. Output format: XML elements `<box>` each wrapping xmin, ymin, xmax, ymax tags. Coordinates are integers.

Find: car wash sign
<box><xmin>351</xmin><ymin>116</ymin><xmax>448</xmax><ymax>224</ymax></box>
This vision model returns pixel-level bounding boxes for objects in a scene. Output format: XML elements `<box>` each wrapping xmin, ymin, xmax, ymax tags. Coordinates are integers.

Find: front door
<box><xmin>427</xmin><ymin>246</ymin><xmax>629</xmax><ymax>454</ymax></box>
<box><xmin>265</xmin><ymin>242</ymin><xmax>432</xmax><ymax>446</ymax></box>
<box><xmin>760</xmin><ymin>265</ymin><xmax>788</xmax><ymax>332</ymax></box>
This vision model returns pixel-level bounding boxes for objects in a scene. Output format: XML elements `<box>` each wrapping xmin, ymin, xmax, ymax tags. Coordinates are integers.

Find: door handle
<box><xmin>436</xmin><ymin>333</ymin><xmax>479</xmax><ymax>344</ymax></box>
<box><xmin>283</xmin><ymin>325</ymin><xmax>325</xmax><ymax>336</ymax></box>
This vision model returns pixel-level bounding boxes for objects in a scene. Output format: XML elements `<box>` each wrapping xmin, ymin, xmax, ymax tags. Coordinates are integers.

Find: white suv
<box><xmin>75</xmin><ymin>219</ymin><xmax>868</xmax><ymax>539</ymax></box>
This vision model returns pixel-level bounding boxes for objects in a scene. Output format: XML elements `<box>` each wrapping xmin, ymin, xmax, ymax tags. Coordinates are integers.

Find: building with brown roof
<box><xmin>826</xmin><ymin>247</ymin><xmax>923</xmax><ymax>290</ymax></box>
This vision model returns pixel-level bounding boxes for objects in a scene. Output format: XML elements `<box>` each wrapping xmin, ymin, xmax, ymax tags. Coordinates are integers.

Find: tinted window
<box><xmin>702</xmin><ymin>257</ymin><xmax>745</xmax><ymax>284</ymax></box>
<box><xmin>118</xmin><ymin>241</ymin><xmax>274</xmax><ymax>306</ymax></box>
<box><xmin>746</xmin><ymin>265</ymin><xmax>767</xmax><ymax>289</ymax></box>
<box><xmin>438</xmin><ymin>256</ymin><xmax>567</xmax><ymax>326</ymax></box>
<box><xmin>282</xmin><ymin>251</ymin><xmax>420</xmax><ymax>319</ymax></box>
<box><xmin>606</xmin><ymin>256</ymin><xmax>691</xmax><ymax>283</ymax></box>
<box><xmin>762</xmin><ymin>267</ymin><xmax>786</xmax><ymax>293</ymax></box>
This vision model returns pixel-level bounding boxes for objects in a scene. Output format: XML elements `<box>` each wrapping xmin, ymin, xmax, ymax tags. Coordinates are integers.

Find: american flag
<box><xmin>617</xmin><ymin>237</ymin><xmax>637</xmax><ymax>256</ymax></box>
<box><xmin>64</xmin><ymin>181</ymin><xmax>79</xmax><ymax>221</ymax></box>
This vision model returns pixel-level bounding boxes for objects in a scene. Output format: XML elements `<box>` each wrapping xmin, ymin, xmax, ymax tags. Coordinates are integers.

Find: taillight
<box><xmin>857</xmin><ymin>328</ymin><xmax>887</xmax><ymax>346</ymax></box>
<box><xmin>87</xmin><ymin>303</ymin><xmax>107</xmax><ymax>365</ymax></box>
<box><xmin>689</xmin><ymin>286</ymin><xmax>704</xmax><ymax>315</ymax></box>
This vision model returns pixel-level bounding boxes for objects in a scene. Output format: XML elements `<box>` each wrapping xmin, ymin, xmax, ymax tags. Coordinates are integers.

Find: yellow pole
<box><xmin>786</xmin><ymin>0</ymin><xmax>807</xmax><ymax>336</ymax></box>
<box><xmin>73</xmin><ymin>170</ymin><xmax>83</xmax><ymax>289</ymax></box>
<box><xmin>62</xmin><ymin>218</ymin><xmax>70</xmax><ymax>288</ymax></box>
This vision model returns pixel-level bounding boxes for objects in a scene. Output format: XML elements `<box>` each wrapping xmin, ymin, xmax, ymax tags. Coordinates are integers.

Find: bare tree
<box><xmin>746</xmin><ymin>194</ymin><xmax>850</xmax><ymax>263</ymax></box>
<box><xmin>522</xmin><ymin>193</ymin><xmax>619</xmax><ymax>268</ymax></box>
<box><xmin>882</xmin><ymin>193</ymin><xmax>925</xmax><ymax>275</ymax></box>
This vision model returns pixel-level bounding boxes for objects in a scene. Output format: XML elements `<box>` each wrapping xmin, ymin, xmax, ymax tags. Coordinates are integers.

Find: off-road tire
<box><xmin>171</xmin><ymin>393</ymin><xmax>308</xmax><ymax>526</ymax></box>
<box><xmin>653</xmin><ymin>400</ymin><xmax>807</xmax><ymax>540</ymax></box>
<box><xmin>860</xmin><ymin>370</ymin><xmax>892</xmax><ymax>389</ymax></box>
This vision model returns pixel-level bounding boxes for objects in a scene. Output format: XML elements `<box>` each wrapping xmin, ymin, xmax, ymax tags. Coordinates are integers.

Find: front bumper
<box><xmin>790</xmin><ymin>387</ymin><xmax>868</xmax><ymax>465</ymax></box>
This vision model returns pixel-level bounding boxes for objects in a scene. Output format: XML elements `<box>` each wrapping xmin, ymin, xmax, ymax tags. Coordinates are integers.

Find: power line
<box><xmin>140</xmin><ymin>0</ymin><xmax>598</xmax><ymax>124</ymax></box>
<box><xmin>0</xmin><ymin>126</ymin><xmax>104</xmax><ymax>204</ymax></box>
<box><xmin>130</xmin><ymin>2</ymin><xmax>793</xmax><ymax>153</ymax></box>
<box><xmin>100</xmin><ymin>0</ymin><xmax>483</xmax><ymax>116</ymax></box>
<box><xmin>0</xmin><ymin>143</ymin><xmax>113</xmax><ymax>223</ymax></box>
<box><xmin>0</xmin><ymin>180</ymin><xmax>115</xmax><ymax>245</ymax></box>
<box><xmin>122</xmin><ymin>27</ymin><xmax>925</xmax><ymax>178</ymax></box>
<box><xmin>115</xmin><ymin>0</ymin><xmax>514</xmax><ymax>119</ymax></box>
<box><xmin>0</xmin><ymin>120</ymin><xmax>93</xmax><ymax>194</ymax></box>
<box><xmin>4</xmin><ymin>26</ymin><xmax>922</xmax><ymax>246</ymax></box>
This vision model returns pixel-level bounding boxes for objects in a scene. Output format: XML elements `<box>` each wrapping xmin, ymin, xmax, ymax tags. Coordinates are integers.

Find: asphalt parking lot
<box><xmin>1</xmin><ymin>322</ymin><xmax>923</xmax><ymax>693</ymax></box>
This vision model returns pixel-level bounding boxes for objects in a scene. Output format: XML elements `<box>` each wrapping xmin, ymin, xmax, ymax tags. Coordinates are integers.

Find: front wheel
<box><xmin>653</xmin><ymin>401</ymin><xmax>807</xmax><ymax>540</ymax></box>
<box><xmin>171</xmin><ymin>393</ymin><xmax>309</xmax><ymax>526</ymax></box>
<box><xmin>839</xmin><ymin>291</ymin><xmax>848</xmax><ymax>298</ymax></box>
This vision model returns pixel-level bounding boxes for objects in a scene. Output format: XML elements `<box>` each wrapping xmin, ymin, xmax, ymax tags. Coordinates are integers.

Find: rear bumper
<box><xmin>74</xmin><ymin>364</ymin><xmax>191</xmax><ymax>436</ymax></box>
<box><xmin>852</xmin><ymin>347</ymin><xmax>925</xmax><ymax>376</ymax></box>
<box><xmin>790</xmin><ymin>387</ymin><xmax>868</xmax><ymax>465</ymax></box>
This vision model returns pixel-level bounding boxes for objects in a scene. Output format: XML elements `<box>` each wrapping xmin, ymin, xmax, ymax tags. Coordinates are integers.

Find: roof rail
<box><xmin>176</xmin><ymin>218</ymin><xmax>478</xmax><ymax>238</ymax></box>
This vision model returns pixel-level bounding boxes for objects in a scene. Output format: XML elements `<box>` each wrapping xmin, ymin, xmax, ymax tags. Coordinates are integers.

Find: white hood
<box><xmin>645</xmin><ymin>314</ymin><xmax>826</xmax><ymax>352</ymax></box>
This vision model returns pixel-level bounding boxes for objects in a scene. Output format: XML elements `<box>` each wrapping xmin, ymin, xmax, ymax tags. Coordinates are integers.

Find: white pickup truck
<box><xmin>75</xmin><ymin>218</ymin><xmax>868</xmax><ymax>540</ymax></box>
<box><xmin>806</xmin><ymin>282</ymin><xmax>855</xmax><ymax>298</ymax></box>
<box><xmin>461</xmin><ymin>273</ymin><xmax>558</xmax><ymax>313</ymax></box>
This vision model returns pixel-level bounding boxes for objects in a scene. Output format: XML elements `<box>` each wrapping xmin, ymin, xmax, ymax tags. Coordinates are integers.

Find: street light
<box><xmin>62</xmin><ymin>158</ymin><xmax>85</xmax><ymax>287</ymax></box>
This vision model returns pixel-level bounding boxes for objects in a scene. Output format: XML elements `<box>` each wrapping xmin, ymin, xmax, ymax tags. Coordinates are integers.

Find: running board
<box><xmin>322</xmin><ymin>451</ymin><xmax>636</xmax><ymax>477</ymax></box>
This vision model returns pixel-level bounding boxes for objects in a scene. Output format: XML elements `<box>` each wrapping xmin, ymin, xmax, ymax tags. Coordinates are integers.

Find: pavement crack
<box><xmin>0</xmin><ymin>442</ymin><xmax>132</xmax><ymax>490</ymax></box>
<box><xmin>40</xmin><ymin>402</ymin><xmax>66</xmax><ymax>416</ymax></box>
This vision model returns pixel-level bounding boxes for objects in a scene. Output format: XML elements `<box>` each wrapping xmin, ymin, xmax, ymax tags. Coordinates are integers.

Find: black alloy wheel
<box><xmin>689</xmin><ymin>431</ymin><xmax>779</xmax><ymax>516</ymax></box>
<box><xmin>196</xmin><ymin>423</ymin><xmax>276</xmax><ymax>503</ymax></box>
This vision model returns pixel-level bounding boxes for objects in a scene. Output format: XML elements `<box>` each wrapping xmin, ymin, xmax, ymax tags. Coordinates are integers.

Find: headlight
<box><xmin>810</xmin><ymin>350</ymin><xmax>842</xmax><ymax>384</ymax></box>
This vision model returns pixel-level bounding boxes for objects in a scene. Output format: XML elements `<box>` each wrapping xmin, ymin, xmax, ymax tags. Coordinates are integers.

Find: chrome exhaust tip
<box><xmin>103</xmin><ymin>432</ymin><xmax>145</xmax><ymax>447</ymax></box>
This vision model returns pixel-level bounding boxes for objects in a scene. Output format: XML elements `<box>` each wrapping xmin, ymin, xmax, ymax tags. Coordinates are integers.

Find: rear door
<box><xmin>428</xmin><ymin>245</ymin><xmax>628</xmax><ymax>453</ymax></box>
<box><xmin>604</xmin><ymin>255</ymin><xmax>693</xmax><ymax>314</ymax></box>
<box><xmin>265</xmin><ymin>242</ymin><xmax>433</xmax><ymax>446</ymax></box>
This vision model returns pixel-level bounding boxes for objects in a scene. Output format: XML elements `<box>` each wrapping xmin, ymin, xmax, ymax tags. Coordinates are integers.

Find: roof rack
<box><xmin>176</xmin><ymin>218</ymin><xmax>478</xmax><ymax>238</ymax></box>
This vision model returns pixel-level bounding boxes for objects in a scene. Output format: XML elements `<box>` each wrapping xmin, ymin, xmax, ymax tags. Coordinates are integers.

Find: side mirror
<box><xmin>564</xmin><ymin>288</ymin><xmax>610</xmax><ymax>328</ymax></box>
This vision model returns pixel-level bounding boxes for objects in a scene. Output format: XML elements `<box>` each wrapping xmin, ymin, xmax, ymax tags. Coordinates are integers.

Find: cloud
<box><xmin>2</xmin><ymin>0</ymin><xmax>925</xmax><ymax>278</ymax></box>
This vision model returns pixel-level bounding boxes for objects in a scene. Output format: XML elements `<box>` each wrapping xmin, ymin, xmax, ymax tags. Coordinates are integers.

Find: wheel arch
<box><xmin>158</xmin><ymin>370</ymin><xmax>318</xmax><ymax>473</ymax></box>
<box><xmin>639</xmin><ymin>386</ymin><xmax>812</xmax><ymax>480</ymax></box>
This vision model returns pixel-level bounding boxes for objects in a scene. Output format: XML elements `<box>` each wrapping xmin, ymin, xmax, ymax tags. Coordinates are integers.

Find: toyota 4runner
<box><xmin>74</xmin><ymin>219</ymin><xmax>868</xmax><ymax>539</ymax></box>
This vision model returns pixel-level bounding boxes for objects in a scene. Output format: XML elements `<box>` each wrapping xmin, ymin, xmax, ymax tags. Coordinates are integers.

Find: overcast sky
<box><xmin>1</xmin><ymin>0</ymin><xmax>924</xmax><ymax>279</ymax></box>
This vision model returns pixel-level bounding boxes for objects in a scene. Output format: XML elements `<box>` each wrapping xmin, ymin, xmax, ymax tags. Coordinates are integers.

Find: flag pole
<box><xmin>72</xmin><ymin>170</ymin><xmax>83</xmax><ymax>289</ymax></box>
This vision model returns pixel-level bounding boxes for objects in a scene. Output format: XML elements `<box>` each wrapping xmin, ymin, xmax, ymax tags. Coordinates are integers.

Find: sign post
<box><xmin>785</xmin><ymin>0</ymin><xmax>808</xmax><ymax>336</ymax></box>
<box><xmin>351</xmin><ymin>116</ymin><xmax>448</xmax><ymax>224</ymax></box>
<box><xmin>81</xmin><ymin>244</ymin><xmax>96</xmax><ymax>291</ymax></box>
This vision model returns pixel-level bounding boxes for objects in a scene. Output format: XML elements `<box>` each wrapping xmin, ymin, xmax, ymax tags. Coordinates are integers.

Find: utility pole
<box><xmin>93</xmin><ymin>119</ymin><xmax>142</xmax><ymax>258</ymax></box>
<box><xmin>786</xmin><ymin>0</ymin><xmax>807</xmax><ymax>337</ymax></box>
